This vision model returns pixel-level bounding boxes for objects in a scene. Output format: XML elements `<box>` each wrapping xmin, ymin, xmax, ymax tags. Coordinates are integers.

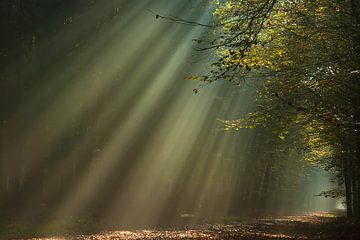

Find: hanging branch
<box><xmin>195</xmin><ymin>0</ymin><xmax>278</xmax><ymax>51</ymax></box>
<box><xmin>147</xmin><ymin>9</ymin><xmax>214</xmax><ymax>28</ymax></box>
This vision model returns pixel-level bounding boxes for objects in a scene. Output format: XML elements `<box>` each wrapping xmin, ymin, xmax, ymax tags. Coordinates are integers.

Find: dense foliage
<box><xmin>195</xmin><ymin>0</ymin><xmax>360</xmax><ymax>219</ymax></box>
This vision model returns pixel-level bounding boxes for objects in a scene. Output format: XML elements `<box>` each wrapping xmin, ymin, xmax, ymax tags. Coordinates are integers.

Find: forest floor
<box><xmin>6</xmin><ymin>212</ymin><xmax>360</xmax><ymax>240</ymax></box>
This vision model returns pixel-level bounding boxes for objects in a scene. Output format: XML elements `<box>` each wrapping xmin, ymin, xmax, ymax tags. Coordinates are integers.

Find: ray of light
<box><xmin>1</xmin><ymin>1</ymin><xmax>152</xmax><ymax>200</ymax></box>
<box><xmin>46</xmin><ymin>1</ymin><xmax>213</xmax><ymax>224</ymax></box>
<box><xmin>0</xmin><ymin>0</ymin><xmax>338</xmax><ymax>231</ymax></box>
<box><xmin>4</xmin><ymin>1</ymin><xmax>164</xmax><ymax>219</ymax></box>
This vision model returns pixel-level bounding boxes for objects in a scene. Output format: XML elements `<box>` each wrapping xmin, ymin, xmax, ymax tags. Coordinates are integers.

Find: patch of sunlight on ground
<box><xmin>25</xmin><ymin>212</ymin><xmax>359</xmax><ymax>240</ymax></box>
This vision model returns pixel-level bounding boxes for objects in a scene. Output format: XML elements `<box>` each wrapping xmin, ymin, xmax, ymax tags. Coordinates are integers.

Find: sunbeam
<box><xmin>1</xmin><ymin>0</ymin><xmax>352</xmax><ymax>239</ymax></box>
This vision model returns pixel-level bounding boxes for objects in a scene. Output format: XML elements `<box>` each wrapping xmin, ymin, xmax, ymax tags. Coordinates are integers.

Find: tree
<box><xmin>195</xmin><ymin>0</ymin><xmax>360</xmax><ymax>219</ymax></box>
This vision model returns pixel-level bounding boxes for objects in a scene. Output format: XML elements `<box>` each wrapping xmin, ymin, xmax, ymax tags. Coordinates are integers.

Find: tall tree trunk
<box><xmin>344</xmin><ymin>150</ymin><xmax>353</xmax><ymax>218</ymax></box>
<box><xmin>350</xmin><ymin>0</ymin><xmax>360</xmax><ymax>24</ymax></box>
<box><xmin>351</xmin><ymin>163</ymin><xmax>358</xmax><ymax>218</ymax></box>
<box><xmin>355</xmin><ymin>141</ymin><xmax>360</xmax><ymax>220</ymax></box>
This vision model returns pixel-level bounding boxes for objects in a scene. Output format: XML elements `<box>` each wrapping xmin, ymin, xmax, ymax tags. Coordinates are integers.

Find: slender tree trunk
<box><xmin>355</xmin><ymin>141</ymin><xmax>360</xmax><ymax>220</ymax></box>
<box><xmin>350</xmin><ymin>0</ymin><xmax>360</xmax><ymax>24</ymax></box>
<box><xmin>351</xmin><ymin>163</ymin><xmax>358</xmax><ymax>217</ymax></box>
<box><xmin>344</xmin><ymin>150</ymin><xmax>353</xmax><ymax>218</ymax></box>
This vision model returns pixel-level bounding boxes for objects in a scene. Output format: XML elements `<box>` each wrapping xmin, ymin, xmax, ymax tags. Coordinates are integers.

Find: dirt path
<box><xmin>25</xmin><ymin>213</ymin><xmax>360</xmax><ymax>240</ymax></box>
